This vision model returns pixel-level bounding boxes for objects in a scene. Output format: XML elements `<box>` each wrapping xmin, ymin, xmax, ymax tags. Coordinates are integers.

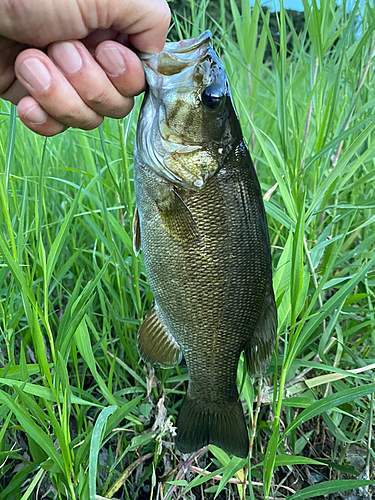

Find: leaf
<box><xmin>126</xmin><ymin>431</ymin><xmax>156</xmax><ymax>452</ymax></box>
<box><xmin>105</xmin><ymin>395</ymin><xmax>143</xmax><ymax>438</ymax></box>
<box><xmin>167</xmin><ymin>480</ymin><xmax>189</xmax><ymax>486</ymax></box>
<box><xmin>19</xmin><ymin>468</ymin><xmax>44</xmax><ymax>500</ymax></box>
<box><xmin>184</xmin><ymin>467</ymin><xmax>226</xmax><ymax>493</ymax></box>
<box><xmin>0</xmin><ymin>464</ymin><xmax>38</xmax><ymax>500</ymax></box>
<box><xmin>309</xmin><ymin>230</ymin><xmax>342</xmax><ymax>269</ymax></box>
<box><xmin>209</xmin><ymin>445</ymin><xmax>231</xmax><ymax>466</ymax></box>
<box><xmin>263</xmin><ymin>422</ymin><xmax>280</xmax><ymax>498</ymax></box>
<box><xmin>282</xmin><ymin>382</ymin><xmax>375</xmax><ymax>439</ymax></box>
<box><xmin>294</xmin><ymin>430</ymin><xmax>314</xmax><ymax>455</ymax></box>
<box><xmin>264</xmin><ymin>200</ymin><xmax>296</xmax><ymax>232</ymax></box>
<box><xmin>109</xmin><ymin>425</ymin><xmax>154</xmax><ymax>473</ymax></box>
<box><xmin>273</xmin><ymin>232</ymin><xmax>293</xmax><ymax>298</ymax></box>
<box><xmin>286</xmin><ymin>479</ymin><xmax>375</xmax><ymax>499</ymax></box>
<box><xmin>0</xmin><ymin>390</ymin><xmax>64</xmax><ymax>473</ymax></box>
<box><xmin>0</xmin><ymin>378</ymin><xmax>102</xmax><ymax>407</ymax></box>
<box><xmin>249</xmin><ymin>125</ymin><xmax>296</xmax><ymax>220</ymax></box>
<box><xmin>75</xmin><ymin>319</ymin><xmax>117</xmax><ymax>405</ymax></box>
<box><xmin>89</xmin><ymin>405</ymin><xmax>117</xmax><ymax>500</ymax></box>
<box><xmin>290</xmin><ymin>198</ymin><xmax>305</xmax><ymax>326</ymax></box>
<box><xmin>322</xmin><ymin>275</ymin><xmax>356</xmax><ymax>289</ymax></box>
<box><xmin>256</xmin><ymin>454</ymin><xmax>326</xmax><ymax>468</ymax></box>
<box><xmin>0</xmin><ymin>230</ymin><xmax>35</xmax><ymax>329</ymax></box>
<box><xmin>215</xmin><ymin>456</ymin><xmax>247</xmax><ymax>498</ymax></box>
<box><xmin>289</xmin><ymin>256</ymin><xmax>375</xmax><ymax>363</ymax></box>
<box><xmin>46</xmin><ymin>190</ymin><xmax>80</xmax><ymax>284</ymax></box>
<box><xmin>57</xmin><ymin>262</ymin><xmax>109</xmax><ymax>361</ymax></box>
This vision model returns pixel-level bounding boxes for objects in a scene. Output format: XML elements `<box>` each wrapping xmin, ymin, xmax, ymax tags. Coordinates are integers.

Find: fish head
<box><xmin>136</xmin><ymin>31</ymin><xmax>241</xmax><ymax>190</ymax></box>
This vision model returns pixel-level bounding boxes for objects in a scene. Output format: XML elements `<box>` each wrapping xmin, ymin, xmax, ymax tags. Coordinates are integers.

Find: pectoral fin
<box><xmin>138</xmin><ymin>306</ymin><xmax>182</xmax><ymax>368</ymax></box>
<box><xmin>157</xmin><ymin>189</ymin><xmax>202</xmax><ymax>243</ymax></box>
<box><xmin>133</xmin><ymin>206</ymin><xmax>141</xmax><ymax>256</ymax></box>
<box><xmin>244</xmin><ymin>284</ymin><xmax>277</xmax><ymax>377</ymax></box>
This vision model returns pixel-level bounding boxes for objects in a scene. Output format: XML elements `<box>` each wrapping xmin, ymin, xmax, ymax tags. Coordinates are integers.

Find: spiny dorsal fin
<box><xmin>138</xmin><ymin>306</ymin><xmax>182</xmax><ymax>368</ymax></box>
<box><xmin>133</xmin><ymin>206</ymin><xmax>141</xmax><ymax>256</ymax></box>
<box><xmin>157</xmin><ymin>189</ymin><xmax>202</xmax><ymax>244</ymax></box>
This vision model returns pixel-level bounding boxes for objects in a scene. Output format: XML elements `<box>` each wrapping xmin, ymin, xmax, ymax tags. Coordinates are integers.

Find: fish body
<box><xmin>133</xmin><ymin>31</ymin><xmax>277</xmax><ymax>458</ymax></box>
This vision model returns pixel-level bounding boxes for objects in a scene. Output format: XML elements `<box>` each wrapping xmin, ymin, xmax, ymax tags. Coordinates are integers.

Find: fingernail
<box><xmin>18</xmin><ymin>58</ymin><xmax>51</xmax><ymax>92</ymax></box>
<box><xmin>23</xmin><ymin>105</ymin><xmax>48</xmax><ymax>125</ymax></box>
<box><xmin>50</xmin><ymin>42</ymin><xmax>83</xmax><ymax>75</ymax></box>
<box><xmin>96</xmin><ymin>47</ymin><xmax>126</xmax><ymax>77</ymax></box>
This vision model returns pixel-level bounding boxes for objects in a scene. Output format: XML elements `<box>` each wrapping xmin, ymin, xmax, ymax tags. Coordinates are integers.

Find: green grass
<box><xmin>1</xmin><ymin>0</ymin><xmax>375</xmax><ymax>498</ymax></box>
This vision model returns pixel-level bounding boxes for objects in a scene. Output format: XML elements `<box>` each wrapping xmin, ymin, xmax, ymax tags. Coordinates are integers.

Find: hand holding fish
<box><xmin>0</xmin><ymin>0</ymin><xmax>170</xmax><ymax>136</ymax></box>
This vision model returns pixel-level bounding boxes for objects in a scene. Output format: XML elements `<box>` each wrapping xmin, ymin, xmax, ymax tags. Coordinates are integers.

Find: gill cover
<box><xmin>136</xmin><ymin>31</ymin><xmax>237</xmax><ymax>190</ymax></box>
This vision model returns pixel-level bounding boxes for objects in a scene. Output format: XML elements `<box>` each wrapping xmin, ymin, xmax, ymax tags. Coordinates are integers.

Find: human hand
<box><xmin>0</xmin><ymin>0</ymin><xmax>170</xmax><ymax>136</ymax></box>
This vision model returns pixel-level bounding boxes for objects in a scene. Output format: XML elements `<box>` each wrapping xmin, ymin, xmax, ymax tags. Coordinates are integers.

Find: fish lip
<box><xmin>140</xmin><ymin>30</ymin><xmax>212</xmax><ymax>60</ymax></box>
<box><xmin>139</xmin><ymin>30</ymin><xmax>212</xmax><ymax>77</ymax></box>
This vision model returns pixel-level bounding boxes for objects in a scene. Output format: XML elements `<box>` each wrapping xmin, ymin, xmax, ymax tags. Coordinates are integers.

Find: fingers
<box><xmin>49</xmin><ymin>40</ymin><xmax>144</xmax><ymax>116</ymax></box>
<box><xmin>0</xmin><ymin>0</ymin><xmax>171</xmax><ymax>137</ymax></box>
<box><xmin>14</xmin><ymin>40</ymin><xmax>145</xmax><ymax>136</ymax></box>
<box><xmin>14</xmin><ymin>47</ymin><xmax>104</xmax><ymax>133</ymax></box>
<box><xmin>17</xmin><ymin>96</ymin><xmax>67</xmax><ymax>136</ymax></box>
<box><xmin>94</xmin><ymin>40</ymin><xmax>146</xmax><ymax>97</ymax></box>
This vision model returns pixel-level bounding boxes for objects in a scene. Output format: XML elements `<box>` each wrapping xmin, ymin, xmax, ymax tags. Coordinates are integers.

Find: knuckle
<box><xmin>84</xmin><ymin>87</ymin><xmax>130</xmax><ymax>118</ymax></box>
<box><xmin>53</xmin><ymin>107</ymin><xmax>99</xmax><ymax>129</ymax></box>
<box><xmin>84</xmin><ymin>87</ymin><xmax>111</xmax><ymax>108</ymax></box>
<box><xmin>54</xmin><ymin>107</ymin><xmax>79</xmax><ymax>125</ymax></box>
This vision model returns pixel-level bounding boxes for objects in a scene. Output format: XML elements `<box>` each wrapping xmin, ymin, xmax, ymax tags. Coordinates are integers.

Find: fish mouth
<box><xmin>140</xmin><ymin>30</ymin><xmax>212</xmax><ymax>77</ymax></box>
<box><xmin>158</xmin><ymin>30</ymin><xmax>211</xmax><ymax>55</ymax></box>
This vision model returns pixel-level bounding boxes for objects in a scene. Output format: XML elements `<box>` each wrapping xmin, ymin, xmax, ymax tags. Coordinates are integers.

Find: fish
<box><xmin>133</xmin><ymin>30</ymin><xmax>277</xmax><ymax>459</ymax></box>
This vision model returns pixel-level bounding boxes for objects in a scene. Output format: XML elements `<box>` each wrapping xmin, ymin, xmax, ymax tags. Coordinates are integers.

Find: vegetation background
<box><xmin>1</xmin><ymin>0</ymin><xmax>375</xmax><ymax>499</ymax></box>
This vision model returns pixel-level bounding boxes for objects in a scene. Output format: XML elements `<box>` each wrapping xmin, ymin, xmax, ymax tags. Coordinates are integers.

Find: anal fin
<box><xmin>138</xmin><ymin>306</ymin><xmax>182</xmax><ymax>368</ymax></box>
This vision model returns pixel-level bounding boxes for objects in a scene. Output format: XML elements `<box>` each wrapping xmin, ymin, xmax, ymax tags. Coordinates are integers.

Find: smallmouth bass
<box><xmin>133</xmin><ymin>31</ymin><xmax>277</xmax><ymax>459</ymax></box>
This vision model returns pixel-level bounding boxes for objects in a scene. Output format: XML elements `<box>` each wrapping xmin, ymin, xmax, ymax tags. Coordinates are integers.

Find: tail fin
<box><xmin>175</xmin><ymin>394</ymin><xmax>249</xmax><ymax>458</ymax></box>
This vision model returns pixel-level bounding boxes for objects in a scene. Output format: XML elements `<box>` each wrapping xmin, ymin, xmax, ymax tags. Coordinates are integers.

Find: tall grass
<box><xmin>1</xmin><ymin>0</ymin><xmax>375</xmax><ymax>498</ymax></box>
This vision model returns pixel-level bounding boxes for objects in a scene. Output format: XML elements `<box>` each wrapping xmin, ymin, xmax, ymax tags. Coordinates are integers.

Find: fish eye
<box><xmin>201</xmin><ymin>85</ymin><xmax>223</xmax><ymax>109</ymax></box>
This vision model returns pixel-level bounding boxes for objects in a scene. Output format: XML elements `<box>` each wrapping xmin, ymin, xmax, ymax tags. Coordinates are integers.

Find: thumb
<box><xmin>103</xmin><ymin>0</ymin><xmax>171</xmax><ymax>54</ymax></box>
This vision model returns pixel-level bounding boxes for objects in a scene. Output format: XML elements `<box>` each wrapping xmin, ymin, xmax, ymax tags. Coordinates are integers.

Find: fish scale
<box><xmin>133</xmin><ymin>31</ymin><xmax>277</xmax><ymax>458</ymax></box>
